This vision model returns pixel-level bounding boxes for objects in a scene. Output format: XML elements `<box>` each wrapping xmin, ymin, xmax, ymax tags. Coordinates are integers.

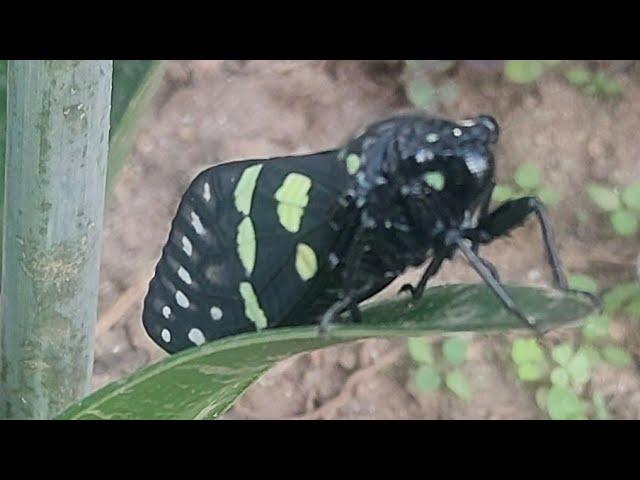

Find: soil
<box><xmin>94</xmin><ymin>60</ymin><xmax>640</xmax><ymax>419</ymax></box>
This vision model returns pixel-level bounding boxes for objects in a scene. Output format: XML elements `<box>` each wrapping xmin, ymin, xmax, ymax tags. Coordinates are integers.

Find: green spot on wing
<box><xmin>295</xmin><ymin>243</ymin><xmax>318</xmax><ymax>281</ymax></box>
<box><xmin>234</xmin><ymin>164</ymin><xmax>263</xmax><ymax>215</ymax></box>
<box><xmin>239</xmin><ymin>282</ymin><xmax>268</xmax><ymax>331</ymax></box>
<box><xmin>274</xmin><ymin>172</ymin><xmax>311</xmax><ymax>233</ymax></box>
<box><xmin>236</xmin><ymin>217</ymin><xmax>256</xmax><ymax>275</ymax></box>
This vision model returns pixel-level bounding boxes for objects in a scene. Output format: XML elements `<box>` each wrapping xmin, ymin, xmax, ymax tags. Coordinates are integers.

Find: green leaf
<box><xmin>550</xmin><ymin>367</ymin><xmax>569</xmax><ymax>387</ymax></box>
<box><xmin>565</xmin><ymin>67</ymin><xmax>593</xmax><ymax>86</ymax></box>
<box><xmin>492</xmin><ymin>184</ymin><xmax>515</xmax><ymax>203</ymax></box>
<box><xmin>445</xmin><ymin>370</ymin><xmax>472</xmax><ymax>401</ymax></box>
<box><xmin>415</xmin><ymin>365</ymin><xmax>441</xmax><ymax>392</ymax></box>
<box><xmin>592</xmin><ymin>394</ymin><xmax>610</xmax><ymax>420</ymax></box>
<box><xmin>107</xmin><ymin>60</ymin><xmax>167</xmax><ymax>192</ymax></box>
<box><xmin>566</xmin><ymin>350</ymin><xmax>591</xmax><ymax>386</ymax></box>
<box><xmin>578</xmin><ymin>345</ymin><xmax>602</xmax><ymax>367</ymax></box>
<box><xmin>512</xmin><ymin>338</ymin><xmax>545</xmax><ymax>365</ymax></box>
<box><xmin>582</xmin><ymin>314</ymin><xmax>610</xmax><ymax>340</ymax></box>
<box><xmin>504</xmin><ymin>60</ymin><xmax>544</xmax><ymax>84</ymax></box>
<box><xmin>547</xmin><ymin>385</ymin><xmax>588</xmax><ymax>420</ymax></box>
<box><xmin>624</xmin><ymin>297</ymin><xmax>640</xmax><ymax>318</ymax></box>
<box><xmin>568</xmin><ymin>274</ymin><xmax>599</xmax><ymax>294</ymax></box>
<box><xmin>442</xmin><ymin>336</ymin><xmax>469</xmax><ymax>366</ymax></box>
<box><xmin>603</xmin><ymin>283</ymin><xmax>640</xmax><ymax>314</ymax></box>
<box><xmin>406</xmin><ymin>78</ymin><xmax>436</xmax><ymax>109</ymax></box>
<box><xmin>587</xmin><ymin>184</ymin><xmax>621</xmax><ymax>212</ymax></box>
<box><xmin>610</xmin><ymin>210</ymin><xmax>638</xmax><ymax>236</ymax></box>
<box><xmin>551</xmin><ymin>343</ymin><xmax>573</xmax><ymax>366</ymax></box>
<box><xmin>407</xmin><ymin>337</ymin><xmax>434</xmax><ymax>364</ymax></box>
<box><xmin>538</xmin><ymin>186</ymin><xmax>561</xmax><ymax>206</ymax></box>
<box><xmin>57</xmin><ymin>284</ymin><xmax>595</xmax><ymax>419</ymax></box>
<box><xmin>621</xmin><ymin>184</ymin><xmax>640</xmax><ymax>211</ymax></box>
<box><xmin>535</xmin><ymin>387</ymin><xmax>549</xmax><ymax>410</ymax></box>
<box><xmin>602</xmin><ymin>345</ymin><xmax>632</xmax><ymax>367</ymax></box>
<box><xmin>595</xmin><ymin>73</ymin><xmax>622</xmax><ymax>98</ymax></box>
<box><xmin>514</xmin><ymin>163</ymin><xmax>541</xmax><ymax>190</ymax></box>
<box><xmin>518</xmin><ymin>362</ymin><xmax>546</xmax><ymax>382</ymax></box>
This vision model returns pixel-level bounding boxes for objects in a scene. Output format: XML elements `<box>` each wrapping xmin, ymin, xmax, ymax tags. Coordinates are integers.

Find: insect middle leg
<box><xmin>398</xmin><ymin>253</ymin><xmax>446</xmax><ymax>300</ymax></box>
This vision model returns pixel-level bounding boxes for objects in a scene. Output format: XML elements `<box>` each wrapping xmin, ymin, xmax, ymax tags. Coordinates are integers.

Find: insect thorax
<box><xmin>332</xmin><ymin>114</ymin><xmax>500</xmax><ymax>275</ymax></box>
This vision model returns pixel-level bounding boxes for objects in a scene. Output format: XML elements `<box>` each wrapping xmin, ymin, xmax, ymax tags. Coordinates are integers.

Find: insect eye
<box><xmin>472</xmin><ymin>115</ymin><xmax>500</xmax><ymax>143</ymax></box>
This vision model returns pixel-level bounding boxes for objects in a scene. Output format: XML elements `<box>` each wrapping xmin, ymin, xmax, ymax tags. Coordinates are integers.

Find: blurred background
<box><xmin>94</xmin><ymin>60</ymin><xmax>640</xmax><ymax>419</ymax></box>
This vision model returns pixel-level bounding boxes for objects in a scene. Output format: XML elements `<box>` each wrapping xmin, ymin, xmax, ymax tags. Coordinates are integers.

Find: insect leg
<box><xmin>473</xmin><ymin>196</ymin><xmax>569</xmax><ymax>288</ymax></box>
<box><xmin>349</xmin><ymin>302</ymin><xmax>362</xmax><ymax>323</ymax></box>
<box><xmin>318</xmin><ymin>281</ymin><xmax>375</xmax><ymax>337</ymax></box>
<box><xmin>445</xmin><ymin>230</ymin><xmax>540</xmax><ymax>332</ymax></box>
<box><xmin>398</xmin><ymin>253</ymin><xmax>446</xmax><ymax>300</ymax></box>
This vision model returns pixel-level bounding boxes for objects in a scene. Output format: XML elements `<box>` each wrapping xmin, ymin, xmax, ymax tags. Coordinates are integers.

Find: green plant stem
<box><xmin>0</xmin><ymin>61</ymin><xmax>112</xmax><ymax>419</ymax></box>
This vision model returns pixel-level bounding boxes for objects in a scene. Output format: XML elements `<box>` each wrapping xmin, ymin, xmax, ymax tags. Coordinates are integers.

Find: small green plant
<box><xmin>504</xmin><ymin>60</ymin><xmax>561</xmax><ymax>84</ymax></box>
<box><xmin>492</xmin><ymin>163</ymin><xmax>560</xmax><ymax>206</ymax></box>
<box><xmin>403</xmin><ymin>61</ymin><xmax>459</xmax><ymax>112</ymax></box>
<box><xmin>587</xmin><ymin>182</ymin><xmax>640</xmax><ymax>236</ymax></box>
<box><xmin>511</xmin><ymin>273</ymin><xmax>634</xmax><ymax>420</ymax></box>
<box><xmin>602</xmin><ymin>281</ymin><xmax>640</xmax><ymax>321</ymax></box>
<box><xmin>408</xmin><ymin>335</ymin><xmax>472</xmax><ymax>401</ymax></box>
<box><xmin>565</xmin><ymin>67</ymin><xmax>623</xmax><ymax>98</ymax></box>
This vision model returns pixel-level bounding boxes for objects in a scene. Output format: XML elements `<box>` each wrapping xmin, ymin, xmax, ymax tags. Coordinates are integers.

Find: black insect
<box><xmin>143</xmin><ymin>113</ymin><xmax>591</xmax><ymax>353</ymax></box>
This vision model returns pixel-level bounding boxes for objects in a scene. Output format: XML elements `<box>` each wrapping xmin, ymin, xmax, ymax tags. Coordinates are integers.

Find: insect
<box><xmin>143</xmin><ymin>113</ymin><xmax>591</xmax><ymax>354</ymax></box>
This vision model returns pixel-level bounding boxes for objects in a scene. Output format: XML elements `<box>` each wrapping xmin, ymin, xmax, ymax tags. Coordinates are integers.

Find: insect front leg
<box><xmin>466</xmin><ymin>196</ymin><xmax>600</xmax><ymax>308</ymax></box>
<box><xmin>445</xmin><ymin>230</ymin><xmax>541</xmax><ymax>332</ymax></box>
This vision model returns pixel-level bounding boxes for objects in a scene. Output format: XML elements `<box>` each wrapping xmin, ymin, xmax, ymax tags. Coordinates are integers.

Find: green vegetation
<box><xmin>408</xmin><ymin>335</ymin><xmax>472</xmax><ymax>401</ymax></box>
<box><xmin>492</xmin><ymin>162</ymin><xmax>560</xmax><ymax>206</ymax></box>
<box><xmin>504</xmin><ymin>60</ymin><xmax>561</xmax><ymax>84</ymax></box>
<box><xmin>587</xmin><ymin>182</ymin><xmax>640</xmax><ymax>236</ymax></box>
<box><xmin>58</xmin><ymin>284</ymin><xmax>593</xmax><ymax>419</ymax></box>
<box><xmin>510</xmin><ymin>273</ymin><xmax>636</xmax><ymax>420</ymax></box>
<box><xmin>565</xmin><ymin>67</ymin><xmax>623</xmax><ymax>98</ymax></box>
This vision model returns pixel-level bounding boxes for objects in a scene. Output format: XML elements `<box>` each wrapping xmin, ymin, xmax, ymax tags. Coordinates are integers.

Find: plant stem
<box><xmin>0</xmin><ymin>60</ymin><xmax>112</xmax><ymax>419</ymax></box>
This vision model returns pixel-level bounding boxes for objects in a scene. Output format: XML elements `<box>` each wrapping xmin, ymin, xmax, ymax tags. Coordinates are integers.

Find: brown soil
<box><xmin>94</xmin><ymin>60</ymin><xmax>640</xmax><ymax>419</ymax></box>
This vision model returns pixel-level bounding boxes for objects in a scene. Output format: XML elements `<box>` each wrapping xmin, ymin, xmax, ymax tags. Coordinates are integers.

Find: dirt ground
<box><xmin>94</xmin><ymin>60</ymin><xmax>640</xmax><ymax>419</ymax></box>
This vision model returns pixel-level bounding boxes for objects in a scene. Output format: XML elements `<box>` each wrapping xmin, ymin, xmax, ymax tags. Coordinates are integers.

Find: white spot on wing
<box><xmin>426</xmin><ymin>133</ymin><xmax>439</xmax><ymax>143</ymax></box>
<box><xmin>452</xmin><ymin>128</ymin><xmax>462</xmax><ymax>137</ymax></box>
<box><xmin>188</xmin><ymin>328</ymin><xmax>205</xmax><ymax>346</ymax></box>
<box><xmin>161</xmin><ymin>328</ymin><xmax>171</xmax><ymax>343</ymax></box>
<box><xmin>177</xmin><ymin>266</ymin><xmax>192</xmax><ymax>285</ymax></box>
<box><xmin>175</xmin><ymin>290</ymin><xmax>190</xmax><ymax>308</ymax></box>
<box><xmin>210</xmin><ymin>306</ymin><xmax>223</xmax><ymax>321</ymax></box>
<box><xmin>162</xmin><ymin>306</ymin><xmax>171</xmax><ymax>319</ymax></box>
<box><xmin>191</xmin><ymin>211</ymin><xmax>205</xmax><ymax>235</ymax></box>
<box><xmin>182</xmin><ymin>236</ymin><xmax>192</xmax><ymax>256</ymax></box>
<box><xmin>203</xmin><ymin>182</ymin><xmax>211</xmax><ymax>202</ymax></box>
